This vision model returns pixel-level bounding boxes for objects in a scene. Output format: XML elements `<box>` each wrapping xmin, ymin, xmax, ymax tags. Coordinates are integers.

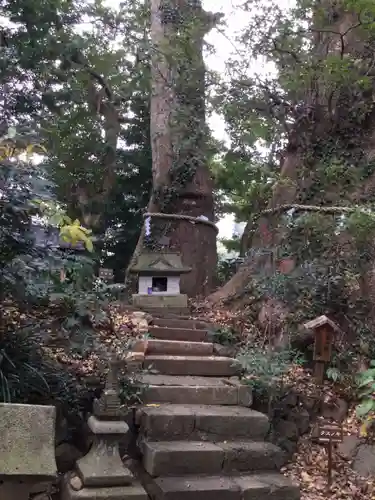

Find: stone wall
<box><xmin>252</xmin><ymin>390</ymin><xmax>349</xmax><ymax>458</ymax></box>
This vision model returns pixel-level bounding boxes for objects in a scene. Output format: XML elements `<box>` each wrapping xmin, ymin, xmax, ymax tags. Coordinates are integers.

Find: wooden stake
<box><xmin>314</xmin><ymin>360</ymin><xmax>325</xmax><ymax>384</ymax></box>
<box><xmin>327</xmin><ymin>442</ymin><xmax>333</xmax><ymax>488</ymax></box>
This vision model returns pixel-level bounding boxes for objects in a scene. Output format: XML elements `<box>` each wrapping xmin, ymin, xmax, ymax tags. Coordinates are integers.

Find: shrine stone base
<box><xmin>132</xmin><ymin>294</ymin><xmax>188</xmax><ymax>310</ymax></box>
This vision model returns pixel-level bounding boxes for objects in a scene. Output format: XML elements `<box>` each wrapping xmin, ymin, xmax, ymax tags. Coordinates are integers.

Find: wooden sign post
<box><xmin>303</xmin><ymin>315</ymin><xmax>341</xmax><ymax>384</ymax></box>
<box><xmin>317</xmin><ymin>420</ymin><xmax>343</xmax><ymax>487</ymax></box>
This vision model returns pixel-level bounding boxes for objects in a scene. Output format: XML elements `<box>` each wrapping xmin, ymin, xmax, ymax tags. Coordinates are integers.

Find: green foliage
<box><xmin>119</xmin><ymin>371</ymin><xmax>146</xmax><ymax>407</ymax></box>
<box><xmin>0</xmin><ymin>327</ymin><xmax>82</xmax><ymax>413</ymax></box>
<box><xmin>210</xmin><ymin>326</ymin><xmax>239</xmax><ymax>346</ymax></box>
<box><xmin>237</xmin><ymin>346</ymin><xmax>304</xmax><ymax>397</ymax></box>
<box><xmin>216</xmin><ymin>256</ymin><xmax>243</xmax><ymax>286</ymax></box>
<box><xmin>356</xmin><ymin>361</ymin><xmax>375</xmax><ymax>435</ymax></box>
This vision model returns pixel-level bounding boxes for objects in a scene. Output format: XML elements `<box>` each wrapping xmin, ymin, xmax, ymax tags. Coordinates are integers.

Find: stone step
<box><xmin>141</xmin><ymin>307</ymin><xmax>190</xmax><ymax>316</ymax></box>
<box><xmin>150</xmin><ymin>473</ymin><xmax>300</xmax><ymax>500</ymax></box>
<box><xmin>149</xmin><ymin>326</ymin><xmax>209</xmax><ymax>342</ymax></box>
<box><xmin>144</xmin><ymin>355</ymin><xmax>240</xmax><ymax>377</ymax></box>
<box><xmin>141</xmin><ymin>440</ymin><xmax>285</xmax><ymax>477</ymax></box>
<box><xmin>136</xmin><ymin>404</ymin><xmax>269</xmax><ymax>441</ymax></box>
<box><xmin>61</xmin><ymin>477</ymin><xmax>148</xmax><ymax>499</ymax></box>
<box><xmin>141</xmin><ymin>375</ymin><xmax>252</xmax><ymax>407</ymax></box>
<box><xmin>146</xmin><ymin>339</ymin><xmax>214</xmax><ymax>356</ymax></box>
<box><xmin>153</xmin><ymin>318</ymin><xmax>210</xmax><ymax>330</ymax></box>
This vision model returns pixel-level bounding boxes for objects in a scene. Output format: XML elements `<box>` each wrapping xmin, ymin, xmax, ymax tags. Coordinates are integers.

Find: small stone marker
<box><xmin>317</xmin><ymin>420</ymin><xmax>343</xmax><ymax>487</ymax></box>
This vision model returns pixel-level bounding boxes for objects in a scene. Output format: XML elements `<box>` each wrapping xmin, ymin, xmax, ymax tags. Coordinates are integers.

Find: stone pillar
<box><xmin>61</xmin><ymin>357</ymin><xmax>148</xmax><ymax>500</ymax></box>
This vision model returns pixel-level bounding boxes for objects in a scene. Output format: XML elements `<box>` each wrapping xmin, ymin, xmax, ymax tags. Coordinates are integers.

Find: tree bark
<box><xmin>129</xmin><ymin>0</ymin><xmax>218</xmax><ymax>296</ymax></box>
<box><xmin>207</xmin><ymin>1</ymin><xmax>374</xmax><ymax>308</ymax></box>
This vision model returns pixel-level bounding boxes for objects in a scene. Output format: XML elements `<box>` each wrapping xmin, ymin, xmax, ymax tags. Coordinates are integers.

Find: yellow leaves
<box><xmin>33</xmin><ymin>200</ymin><xmax>94</xmax><ymax>252</ymax></box>
<box><xmin>359</xmin><ymin>415</ymin><xmax>375</xmax><ymax>437</ymax></box>
<box><xmin>0</xmin><ymin>142</ymin><xmax>47</xmax><ymax>160</ymax></box>
<box><xmin>59</xmin><ymin>218</ymin><xmax>94</xmax><ymax>252</ymax></box>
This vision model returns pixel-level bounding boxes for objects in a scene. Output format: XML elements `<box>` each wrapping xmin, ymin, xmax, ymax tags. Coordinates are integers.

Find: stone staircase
<box><xmin>132</xmin><ymin>316</ymin><xmax>300</xmax><ymax>500</ymax></box>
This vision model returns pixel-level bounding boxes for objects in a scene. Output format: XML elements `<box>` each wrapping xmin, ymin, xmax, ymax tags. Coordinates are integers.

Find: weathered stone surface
<box><xmin>56</xmin><ymin>443</ymin><xmax>83</xmax><ymax>473</ymax></box>
<box><xmin>153</xmin><ymin>318</ymin><xmax>210</xmax><ymax>330</ymax></box>
<box><xmin>288</xmin><ymin>408</ymin><xmax>310</xmax><ymax>434</ymax></box>
<box><xmin>234</xmin><ymin>473</ymin><xmax>300</xmax><ymax>500</ymax></box>
<box><xmin>137</xmin><ymin>405</ymin><xmax>196</xmax><ymax>441</ymax></box>
<box><xmin>141</xmin><ymin>374</ymin><xmax>252</xmax><ymax>406</ymax></box>
<box><xmin>352</xmin><ymin>444</ymin><xmax>375</xmax><ymax>477</ymax></box>
<box><xmin>147</xmin><ymin>339</ymin><xmax>214</xmax><ymax>356</ymax></box>
<box><xmin>321</xmin><ymin>398</ymin><xmax>348</xmax><ymax>423</ymax></box>
<box><xmin>273</xmin><ymin>419</ymin><xmax>299</xmax><ymax>441</ymax></box>
<box><xmin>144</xmin><ymin>384</ymin><xmax>239</xmax><ymax>406</ymax></box>
<box><xmin>131</xmin><ymin>311</ymin><xmax>149</xmax><ymax>335</ymax></box>
<box><xmin>142</xmin><ymin>440</ymin><xmax>224</xmax><ymax>476</ymax></box>
<box><xmin>76</xmin><ymin>417</ymin><xmax>133</xmax><ymax>487</ymax></box>
<box><xmin>61</xmin><ymin>480</ymin><xmax>148</xmax><ymax>500</ymax></box>
<box><xmin>337</xmin><ymin>435</ymin><xmax>361</xmax><ymax>459</ymax></box>
<box><xmin>153</xmin><ymin>475</ymin><xmax>242</xmax><ymax>500</ymax></box>
<box><xmin>213</xmin><ymin>343</ymin><xmax>237</xmax><ymax>358</ymax></box>
<box><xmin>237</xmin><ymin>385</ymin><xmax>253</xmax><ymax>407</ymax></box>
<box><xmin>0</xmin><ymin>483</ymin><xmax>31</xmax><ymax>500</ymax></box>
<box><xmin>138</xmin><ymin>404</ymin><xmax>269</xmax><ymax>441</ymax></box>
<box><xmin>133</xmin><ymin>294</ymin><xmax>188</xmax><ymax>309</ymax></box>
<box><xmin>219</xmin><ymin>441</ymin><xmax>286</xmax><ymax>472</ymax></box>
<box><xmin>70</xmin><ymin>475</ymin><xmax>84</xmax><ymax>491</ymax></box>
<box><xmin>144</xmin><ymin>355</ymin><xmax>241</xmax><ymax>377</ymax></box>
<box><xmin>151</xmin><ymin>473</ymin><xmax>299</xmax><ymax>500</ymax></box>
<box><xmin>0</xmin><ymin>403</ymin><xmax>57</xmax><ymax>479</ymax></box>
<box><xmin>194</xmin><ymin>405</ymin><xmax>269</xmax><ymax>440</ymax></box>
<box><xmin>149</xmin><ymin>326</ymin><xmax>208</xmax><ymax>342</ymax></box>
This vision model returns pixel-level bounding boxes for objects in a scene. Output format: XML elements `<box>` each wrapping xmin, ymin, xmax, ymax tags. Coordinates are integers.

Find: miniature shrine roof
<box><xmin>129</xmin><ymin>252</ymin><xmax>191</xmax><ymax>275</ymax></box>
<box><xmin>303</xmin><ymin>315</ymin><xmax>341</xmax><ymax>333</ymax></box>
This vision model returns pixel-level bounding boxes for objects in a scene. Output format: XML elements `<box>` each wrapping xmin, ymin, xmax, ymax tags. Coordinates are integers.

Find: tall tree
<box><xmin>1</xmin><ymin>0</ymin><xmax>153</xmax><ymax>273</ymax></box>
<box><xmin>207</xmin><ymin>0</ymin><xmax>375</xmax><ymax>332</ymax></box>
<box><xmin>131</xmin><ymin>0</ymin><xmax>222</xmax><ymax>296</ymax></box>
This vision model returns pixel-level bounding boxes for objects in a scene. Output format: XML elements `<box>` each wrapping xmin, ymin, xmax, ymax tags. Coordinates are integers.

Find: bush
<box><xmin>237</xmin><ymin>345</ymin><xmax>305</xmax><ymax>398</ymax></box>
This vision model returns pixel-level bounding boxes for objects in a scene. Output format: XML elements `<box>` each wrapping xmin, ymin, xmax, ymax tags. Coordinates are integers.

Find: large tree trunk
<box><xmin>130</xmin><ymin>0</ymin><xmax>219</xmax><ymax>296</ymax></box>
<box><xmin>207</xmin><ymin>1</ymin><xmax>375</xmax><ymax>313</ymax></box>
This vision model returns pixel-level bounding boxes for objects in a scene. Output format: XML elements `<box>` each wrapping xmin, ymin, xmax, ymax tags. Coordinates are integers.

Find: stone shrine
<box><xmin>129</xmin><ymin>252</ymin><xmax>191</xmax><ymax>311</ymax></box>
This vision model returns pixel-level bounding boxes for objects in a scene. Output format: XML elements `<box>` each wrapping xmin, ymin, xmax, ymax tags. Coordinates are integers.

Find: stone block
<box><xmin>143</xmin><ymin>384</ymin><xmax>240</xmax><ymax>406</ymax></box>
<box><xmin>0</xmin><ymin>483</ymin><xmax>31</xmax><ymax>500</ymax></box>
<box><xmin>144</xmin><ymin>355</ymin><xmax>241</xmax><ymax>377</ymax></box>
<box><xmin>194</xmin><ymin>406</ymin><xmax>269</xmax><ymax>440</ymax></box>
<box><xmin>146</xmin><ymin>339</ymin><xmax>213</xmax><ymax>356</ymax></box>
<box><xmin>132</xmin><ymin>294</ymin><xmax>188</xmax><ymax>309</ymax></box>
<box><xmin>61</xmin><ymin>477</ymin><xmax>148</xmax><ymax>500</ymax></box>
<box><xmin>149</xmin><ymin>326</ymin><xmax>208</xmax><ymax>342</ymax></box>
<box><xmin>76</xmin><ymin>417</ymin><xmax>133</xmax><ymax>487</ymax></box>
<box><xmin>219</xmin><ymin>441</ymin><xmax>286</xmax><ymax>472</ymax></box>
<box><xmin>153</xmin><ymin>475</ymin><xmax>242</xmax><ymax>500</ymax></box>
<box><xmin>142</xmin><ymin>440</ymin><xmax>224</xmax><ymax>476</ymax></box>
<box><xmin>233</xmin><ymin>473</ymin><xmax>300</xmax><ymax>500</ymax></box>
<box><xmin>138</xmin><ymin>404</ymin><xmax>269</xmax><ymax>441</ymax></box>
<box><xmin>0</xmin><ymin>403</ymin><xmax>57</xmax><ymax>480</ymax></box>
<box><xmin>153</xmin><ymin>318</ymin><xmax>210</xmax><ymax>330</ymax></box>
<box><xmin>137</xmin><ymin>405</ymin><xmax>195</xmax><ymax>441</ymax></box>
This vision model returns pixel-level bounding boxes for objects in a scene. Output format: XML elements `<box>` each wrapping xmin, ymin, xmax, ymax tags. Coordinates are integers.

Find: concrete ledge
<box><xmin>146</xmin><ymin>340</ymin><xmax>214</xmax><ymax>356</ymax></box>
<box><xmin>61</xmin><ymin>479</ymin><xmax>148</xmax><ymax>500</ymax></box>
<box><xmin>144</xmin><ymin>355</ymin><xmax>241</xmax><ymax>377</ymax></box>
<box><xmin>149</xmin><ymin>327</ymin><xmax>208</xmax><ymax>342</ymax></box>
<box><xmin>132</xmin><ymin>294</ymin><xmax>188</xmax><ymax>309</ymax></box>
